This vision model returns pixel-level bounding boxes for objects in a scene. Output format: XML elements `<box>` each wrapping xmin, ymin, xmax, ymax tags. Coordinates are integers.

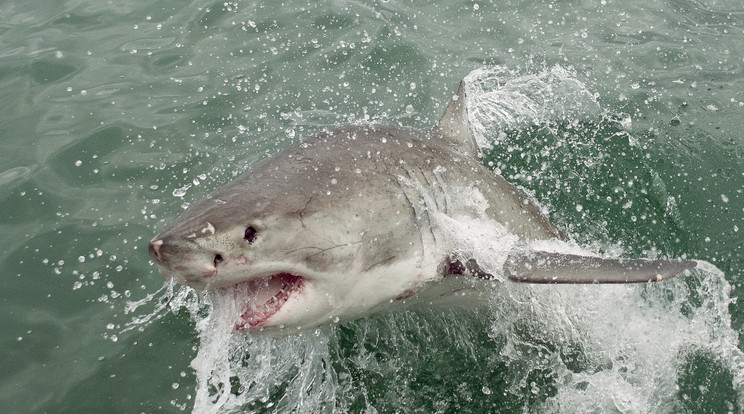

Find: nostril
<box><xmin>149</xmin><ymin>239</ymin><xmax>163</xmax><ymax>261</ymax></box>
<box><xmin>214</xmin><ymin>254</ymin><xmax>224</xmax><ymax>267</ymax></box>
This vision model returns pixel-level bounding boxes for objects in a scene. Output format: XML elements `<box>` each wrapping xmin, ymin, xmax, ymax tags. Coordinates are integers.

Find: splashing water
<box><xmin>488</xmin><ymin>261</ymin><xmax>744</xmax><ymax>413</ymax></box>
<box><xmin>463</xmin><ymin>65</ymin><xmax>602</xmax><ymax>149</ymax></box>
<box><xmin>128</xmin><ymin>67</ymin><xmax>743</xmax><ymax>413</ymax></box>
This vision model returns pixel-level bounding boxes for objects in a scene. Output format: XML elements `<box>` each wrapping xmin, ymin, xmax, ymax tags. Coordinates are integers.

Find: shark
<box><xmin>148</xmin><ymin>80</ymin><xmax>696</xmax><ymax>335</ymax></box>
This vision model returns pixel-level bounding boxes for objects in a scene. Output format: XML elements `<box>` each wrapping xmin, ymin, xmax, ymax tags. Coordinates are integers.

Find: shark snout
<box><xmin>148</xmin><ymin>237</ymin><xmax>165</xmax><ymax>263</ymax></box>
<box><xmin>148</xmin><ymin>236</ymin><xmax>223</xmax><ymax>283</ymax></box>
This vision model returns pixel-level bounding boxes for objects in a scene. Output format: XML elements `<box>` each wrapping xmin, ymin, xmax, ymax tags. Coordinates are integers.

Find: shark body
<box><xmin>149</xmin><ymin>81</ymin><xmax>695</xmax><ymax>335</ymax></box>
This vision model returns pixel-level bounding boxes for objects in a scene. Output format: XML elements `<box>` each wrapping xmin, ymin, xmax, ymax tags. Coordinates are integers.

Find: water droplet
<box><xmin>173</xmin><ymin>184</ymin><xmax>192</xmax><ymax>198</ymax></box>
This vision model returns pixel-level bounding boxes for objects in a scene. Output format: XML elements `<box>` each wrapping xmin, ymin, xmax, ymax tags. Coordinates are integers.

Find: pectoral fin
<box><xmin>505</xmin><ymin>251</ymin><xmax>696</xmax><ymax>284</ymax></box>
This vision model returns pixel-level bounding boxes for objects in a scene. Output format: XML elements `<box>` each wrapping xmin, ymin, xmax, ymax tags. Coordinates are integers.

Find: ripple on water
<box><xmin>0</xmin><ymin>166</ymin><xmax>32</xmax><ymax>186</ymax></box>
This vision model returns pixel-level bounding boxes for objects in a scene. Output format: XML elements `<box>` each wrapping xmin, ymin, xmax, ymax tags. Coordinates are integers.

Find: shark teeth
<box><xmin>231</xmin><ymin>273</ymin><xmax>303</xmax><ymax>330</ymax></box>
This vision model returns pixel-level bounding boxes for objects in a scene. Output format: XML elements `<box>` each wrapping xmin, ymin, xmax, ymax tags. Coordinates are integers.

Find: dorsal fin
<box><xmin>431</xmin><ymin>81</ymin><xmax>480</xmax><ymax>158</ymax></box>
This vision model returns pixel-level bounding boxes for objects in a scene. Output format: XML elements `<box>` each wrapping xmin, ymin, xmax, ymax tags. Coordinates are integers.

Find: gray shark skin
<box><xmin>149</xmin><ymin>81</ymin><xmax>696</xmax><ymax>335</ymax></box>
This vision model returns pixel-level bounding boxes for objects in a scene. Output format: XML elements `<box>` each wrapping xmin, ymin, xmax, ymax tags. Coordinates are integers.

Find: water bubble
<box><xmin>173</xmin><ymin>184</ymin><xmax>192</xmax><ymax>198</ymax></box>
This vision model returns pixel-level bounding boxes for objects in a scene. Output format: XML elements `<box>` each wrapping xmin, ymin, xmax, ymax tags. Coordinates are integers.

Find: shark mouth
<box><xmin>229</xmin><ymin>273</ymin><xmax>304</xmax><ymax>330</ymax></box>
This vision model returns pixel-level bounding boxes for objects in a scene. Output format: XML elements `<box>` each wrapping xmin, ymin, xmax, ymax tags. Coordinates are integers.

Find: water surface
<box><xmin>1</xmin><ymin>0</ymin><xmax>743</xmax><ymax>412</ymax></box>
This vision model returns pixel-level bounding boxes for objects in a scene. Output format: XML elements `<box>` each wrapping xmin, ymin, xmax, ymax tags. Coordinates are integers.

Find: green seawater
<box><xmin>1</xmin><ymin>0</ymin><xmax>743</xmax><ymax>412</ymax></box>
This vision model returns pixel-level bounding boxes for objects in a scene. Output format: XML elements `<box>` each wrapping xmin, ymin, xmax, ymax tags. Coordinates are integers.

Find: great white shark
<box><xmin>149</xmin><ymin>81</ymin><xmax>696</xmax><ymax>334</ymax></box>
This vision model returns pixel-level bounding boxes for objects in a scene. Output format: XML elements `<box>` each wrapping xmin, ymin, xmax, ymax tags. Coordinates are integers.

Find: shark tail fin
<box><xmin>505</xmin><ymin>251</ymin><xmax>696</xmax><ymax>284</ymax></box>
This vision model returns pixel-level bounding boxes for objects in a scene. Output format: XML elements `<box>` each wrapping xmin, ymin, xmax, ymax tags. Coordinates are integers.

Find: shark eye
<box><xmin>244</xmin><ymin>226</ymin><xmax>258</xmax><ymax>244</ymax></box>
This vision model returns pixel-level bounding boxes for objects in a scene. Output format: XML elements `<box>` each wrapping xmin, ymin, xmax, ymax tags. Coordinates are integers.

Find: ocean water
<box><xmin>1</xmin><ymin>0</ymin><xmax>743</xmax><ymax>413</ymax></box>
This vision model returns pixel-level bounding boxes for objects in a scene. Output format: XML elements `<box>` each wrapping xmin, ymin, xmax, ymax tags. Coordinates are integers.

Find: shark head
<box><xmin>149</xmin><ymin>126</ymin><xmax>439</xmax><ymax>334</ymax></box>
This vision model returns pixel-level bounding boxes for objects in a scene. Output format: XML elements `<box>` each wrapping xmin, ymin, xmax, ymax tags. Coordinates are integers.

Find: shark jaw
<box><xmin>226</xmin><ymin>273</ymin><xmax>305</xmax><ymax>330</ymax></box>
<box><xmin>163</xmin><ymin>260</ymin><xmax>321</xmax><ymax>334</ymax></box>
<box><xmin>152</xmin><ymin>251</ymin><xmax>439</xmax><ymax>336</ymax></box>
